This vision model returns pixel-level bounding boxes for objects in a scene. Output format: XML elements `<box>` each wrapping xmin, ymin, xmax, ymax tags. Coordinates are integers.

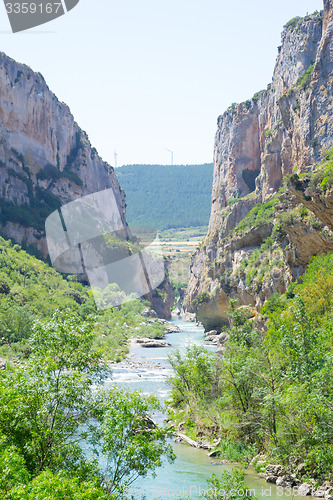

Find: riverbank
<box><xmin>110</xmin><ymin>317</ymin><xmax>323</xmax><ymax>500</ymax></box>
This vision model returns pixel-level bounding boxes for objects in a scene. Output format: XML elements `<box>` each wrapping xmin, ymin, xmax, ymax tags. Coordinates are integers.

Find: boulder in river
<box><xmin>167</xmin><ymin>324</ymin><xmax>181</xmax><ymax>333</ymax></box>
<box><xmin>133</xmin><ymin>338</ymin><xmax>171</xmax><ymax>348</ymax></box>
<box><xmin>276</xmin><ymin>475</ymin><xmax>298</xmax><ymax>488</ymax></box>
<box><xmin>205</xmin><ymin>335</ymin><xmax>219</xmax><ymax>344</ymax></box>
<box><xmin>205</xmin><ymin>330</ymin><xmax>218</xmax><ymax>337</ymax></box>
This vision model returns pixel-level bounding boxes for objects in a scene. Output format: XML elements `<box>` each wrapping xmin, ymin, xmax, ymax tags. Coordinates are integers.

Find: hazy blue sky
<box><xmin>0</xmin><ymin>0</ymin><xmax>322</xmax><ymax>166</ymax></box>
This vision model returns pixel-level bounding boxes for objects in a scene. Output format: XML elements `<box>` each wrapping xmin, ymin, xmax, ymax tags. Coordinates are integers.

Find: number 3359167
<box><xmin>5</xmin><ymin>3</ymin><xmax>62</xmax><ymax>14</ymax></box>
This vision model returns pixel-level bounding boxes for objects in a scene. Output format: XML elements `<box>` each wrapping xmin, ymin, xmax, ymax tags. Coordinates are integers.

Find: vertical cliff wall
<box><xmin>0</xmin><ymin>52</ymin><xmax>127</xmax><ymax>257</ymax></box>
<box><xmin>185</xmin><ymin>2</ymin><xmax>333</xmax><ymax>330</ymax></box>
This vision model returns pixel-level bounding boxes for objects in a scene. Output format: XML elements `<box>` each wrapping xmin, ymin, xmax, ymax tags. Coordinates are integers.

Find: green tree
<box><xmin>92</xmin><ymin>387</ymin><xmax>175</xmax><ymax>496</ymax></box>
<box><xmin>0</xmin><ymin>310</ymin><xmax>174</xmax><ymax>495</ymax></box>
<box><xmin>0</xmin><ymin>310</ymin><xmax>102</xmax><ymax>475</ymax></box>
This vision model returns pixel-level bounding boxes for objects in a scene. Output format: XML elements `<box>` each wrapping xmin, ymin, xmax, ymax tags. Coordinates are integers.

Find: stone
<box><xmin>266</xmin><ymin>476</ymin><xmax>278</xmax><ymax>484</ymax></box>
<box><xmin>324</xmin><ymin>488</ymin><xmax>333</xmax><ymax>500</ymax></box>
<box><xmin>265</xmin><ymin>464</ymin><xmax>285</xmax><ymax>477</ymax></box>
<box><xmin>141</xmin><ymin>307</ymin><xmax>157</xmax><ymax>318</ymax></box>
<box><xmin>297</xmin><ymin>463</ymin><xmax>306</xmax><ymax>475</ymax></box>
<box><xmin>205</xmin><ymin>330</ymin><xmax>218</xmax><ymax>336</ymax></box>
<box><xmin>218</xmin><ymin>333</ymin><xmax>230</xmax><ymax>344</ymax></box>
<box><xmin>276</xmin><ymin>475</ymin><xmax>296</xmax><ymax>488</ymax></box>
<box><xmin>132</xmin><ymin>338</ymin><xmax>171</xmax><ymax>348</ymax></box>
<box><xmin>205</xmin><ymin>335</ymin><xmax>219</xmax><ymax>344</ymax></box>
<box><xmin>298</xmin><ymin>483</ymin><xmax>312</xmax><ymax>497</ymax></box>
<box><xmin>313</xmin><ymin>487</ymin><xmax>327</xmax><ymax>498</ymax></box>
<box><xmin>167</xmin><ymin>324</ymin><xmax>181</xmax><ymax>333</ymax></box>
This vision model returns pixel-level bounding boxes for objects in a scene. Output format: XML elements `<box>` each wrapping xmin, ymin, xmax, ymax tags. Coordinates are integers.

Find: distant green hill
<box><xmin>116</xmin><ymin>163</ymin><xmax>214</xmax><ymax>230</ymax></box>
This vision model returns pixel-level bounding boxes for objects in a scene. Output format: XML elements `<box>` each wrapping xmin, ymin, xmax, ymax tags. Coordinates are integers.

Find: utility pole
<box><xmin>166</xmin><ymin>148</ymin><xmax>174</xmax><ymax>166</ymax></box>
<box><xmin>114</xmin><ymin>151</ymin><xmax>118</xmax><ymax>169</ymax></box>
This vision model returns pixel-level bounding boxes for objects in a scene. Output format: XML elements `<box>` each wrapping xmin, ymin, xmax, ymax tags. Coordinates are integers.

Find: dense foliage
<box><xmin>116</xmin><ymin>163</ymin><xmax>214</xmax><ymax>230</ymax></box>
<box><xmin>0</xmin><ymin>311</ymin><xmax>174</xmax><ymax>498</ymax></box>
<box><xmin>0</xmin><ymin>233</ymin><xmax>177</xmax><ymax>497</ymax></box>
<box><xmin>169</xmin><ymin>253</ymin><xmax>333</xmax><ymax>479</ymax></box>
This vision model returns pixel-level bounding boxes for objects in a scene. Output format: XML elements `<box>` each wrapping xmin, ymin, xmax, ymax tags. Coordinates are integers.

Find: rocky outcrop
<box><xmin>148</xmin><ymin>257</ymin><xmax>175</xmax><ymax>319</ymax></box>
<box><xmin>184</xmin><ymin>1</ymin><xmax>333</xmax><ymax>330</ymax></box>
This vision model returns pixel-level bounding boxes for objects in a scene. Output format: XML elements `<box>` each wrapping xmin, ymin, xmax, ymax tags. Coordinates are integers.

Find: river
<box><xmin>110</xmin><ymin>318</ymin><xmax>303</xmax><ymax>500</ymax></box>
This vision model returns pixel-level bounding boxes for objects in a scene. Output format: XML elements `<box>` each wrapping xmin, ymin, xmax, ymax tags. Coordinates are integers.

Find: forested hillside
<box><xmin>116</xmin><ymin>163</ymin><xmax>214</xmax><ymax>230</ymax></box>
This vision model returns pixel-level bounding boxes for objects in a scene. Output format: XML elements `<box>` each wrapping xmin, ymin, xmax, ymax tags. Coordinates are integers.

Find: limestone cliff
<box><xmin>185</xmin><ymin>2</ymin><xmax>333</xmax><ymax>330</ymax></box>
<box><xmin>0</xmin><ymin>52</ymin><xmax>172</xmax><ymax>317</ymax></box>
<box><xmin>0</xmin><ymin>51</ymin><xmax>127</xmax><ymax>257</ymax></box>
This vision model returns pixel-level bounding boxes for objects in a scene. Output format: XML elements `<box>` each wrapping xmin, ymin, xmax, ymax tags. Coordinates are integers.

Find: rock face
<box><xmin>209</xmin><ymin>11</ymin><xmax>323</xmax><ymax>235</ymax></box>
<box><xmin>0</xmin><ymin>51</ymin><xmax>127</xmax><ymax>257</ymax></box>
<box><xmin>184</xmin><ymin>2</ymin><xmax>333</xmax><ymax>330</ymax></box>
<box><xmin>0</xmin><ymin>52</ymin><xmax>173</xmax><ymax>318</ymax></box>
<box><xmin>149</xmin><ymin>258</ymin><xmax>175</xmax><ymax>320</ymax></box>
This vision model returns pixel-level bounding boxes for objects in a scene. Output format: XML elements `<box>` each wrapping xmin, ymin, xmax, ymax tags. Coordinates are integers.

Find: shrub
<box><xmin>192</xmin><ymin>291</ymin><xmax>211</xmax><ymax>307</ymax></box>
<box><xmin>284</xmin><ymin>16</ymin><xmax>302</xmax><ymax>30</ymax></box>
<box><xmin>252</xmin><ymin>89</ymin><xmax>265</xmax><ymax>103</ymax></box>
<box><xmin>206</xmin><ymin>469</ymin><xmax>257</xmax><ymax>500</ymax></box>
<box><xmin>236</xmin><ymin>196</ymin><xmax>278</xmax><ymax>233</ymax></box>
<box><xmin>307</xmin><ymin>148</ymin><xmax>333</xmax><ymax>195</ymax></box>
<box><xmin>37</xmin><ymin>163</ymin><xmax>83</xmax><ymax>187</ymax></box>
<box><xmin>0</xmin><ymin>277</ymin><xmax>10</xmax><ymax>295</ymax></box>
<box><xmin>297</xmin><ymin>61</ymin><xmax>315</xmax><ymax>90</ymax></box>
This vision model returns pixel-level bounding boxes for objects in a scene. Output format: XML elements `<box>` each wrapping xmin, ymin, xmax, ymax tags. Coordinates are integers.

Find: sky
<box><xmin>0</xmin><ymin>0</ymin><xmax>322</xmax><ymax>167</ymax></box>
